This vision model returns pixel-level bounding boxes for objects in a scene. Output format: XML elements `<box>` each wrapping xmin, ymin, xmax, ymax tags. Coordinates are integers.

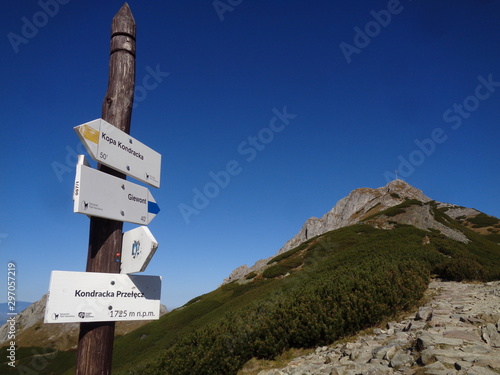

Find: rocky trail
<box><xmin>258</xmin><ymin>280</ymin><xmax>500</xmax><ymax>375</ymax></box>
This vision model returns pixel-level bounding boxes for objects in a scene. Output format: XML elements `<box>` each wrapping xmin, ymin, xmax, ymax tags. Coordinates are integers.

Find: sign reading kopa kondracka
<box><xmin>75</xmin><ymin>118</ymin><xmax>161</xmax><ymax>188</ymax></box>
<box><xmin>44</xmin><ymin>271</ymin><xmax>162</xmax><ymax>323</ymax></box>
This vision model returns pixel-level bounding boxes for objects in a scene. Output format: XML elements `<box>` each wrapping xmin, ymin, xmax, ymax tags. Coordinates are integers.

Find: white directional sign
<box><xmin>45</xmin><ymin>271</ymin><xmax>162</xmax><ymax>323</ymax></box>
<box><xmin>74</xmin><ymin>157</ymin><xmax>160</xmax><ymax>225</ymax></box>
<box><xmin>121</xmin><ymin>226</ymin><xmax>158</xmax><ymax>274</ymax></box>
<box><xmin>75</xmin><ymin>118</ymin><xmax>161</xmax><ymax>188</ymax></box>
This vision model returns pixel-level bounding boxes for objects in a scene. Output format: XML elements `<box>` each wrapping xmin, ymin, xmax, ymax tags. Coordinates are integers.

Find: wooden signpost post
<box><xmin>44</xmin><ymin>4</ymin><xmax>163</xmax><ymax>373</ymax></box>
<box><xmin>75</xmin><ymin>4</ymin><xmax>137</xmax><ymax>374</ymax></box>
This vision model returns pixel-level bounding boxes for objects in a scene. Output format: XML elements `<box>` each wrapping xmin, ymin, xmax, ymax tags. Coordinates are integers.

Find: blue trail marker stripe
<box><xmin>148</xmin><ymin>201</ymin><xmax>160</xmax><ymax>215</ymax></box>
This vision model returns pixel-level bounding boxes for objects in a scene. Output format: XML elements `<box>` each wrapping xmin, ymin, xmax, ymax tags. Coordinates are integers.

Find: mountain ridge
<box><xmin>223</xmin><ymin>180</ymin><xmax>483</xmax><ymax>284</ymax></box>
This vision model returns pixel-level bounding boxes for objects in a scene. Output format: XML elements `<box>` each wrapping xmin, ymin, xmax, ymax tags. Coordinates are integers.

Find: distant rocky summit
<box><xmin>0</xmin><ymin>301</ymin><xmax>31</xmax><ymax>326</ymax></box>
<box><xmin>223</xmin><ymin>180</ymin><xmax>483</xmax><ymax>284</ymax></box>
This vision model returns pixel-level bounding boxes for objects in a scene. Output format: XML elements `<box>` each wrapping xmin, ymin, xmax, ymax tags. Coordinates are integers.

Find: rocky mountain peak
<box><xmin>275</xmin><ymin>180</ymin><xmax>432</xmax><ymax>258</ymax></box>
<box><xmin>384</xmin><ymin>179</ymin><xmax>431</xmax><ymax>201</ymax></box>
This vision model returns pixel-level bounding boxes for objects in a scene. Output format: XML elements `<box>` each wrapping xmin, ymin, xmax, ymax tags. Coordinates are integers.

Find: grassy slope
<box><xmin>117</xmin><ymin>222</ymin><xmax>500</xmax><ymax>374</ymax></box>
<box><xmin>3</xmin><ymin>214</ymin><xmax>500</xmax><ymax>375</ymax></box>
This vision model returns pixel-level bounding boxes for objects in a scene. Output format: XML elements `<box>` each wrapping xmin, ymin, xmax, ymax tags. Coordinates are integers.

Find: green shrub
<box><xmin>245</xmin><ymin>271</ymin><xmax>257</xmax><ymax>280</ymax></box>
<box><xmin>267</xmin><ymin>242</ymin><xmax>308</xmax><ymax>264</ymax></box>
<box><xmin>281</xmin><ymin>257</ymin><xmax>302</xmax><ymax>269</ymax></box>
<box><xmin>263</xmin><ymin>264</ymin><xmax>290</xmax><ymax>278</ymax></box>
<box><xmin>364</xmin><ymin>199</ymin><xmax>423</xmax><ymax>219</ymax></box>
<box><xmin>434</xmin><ymin>258</ymin><xmax>490</xmax><ymax>281</ymax></box>
<box><xmin>221</xmin><ymin>281</ymin><xmax>239</xmax><ymax>291</ymax></box>
<box><xmin>381</xmin><ymin>207</ymin><xmax>405</xmax><ymax>217</ymax></box>
<box><xmin>469</xmin><ymin>213</ymin><xmax>499</xmax><ymax>228</ymax></box>
<box><xmin>401</xmin><ymin>199</ymin><xmax>423</xmax><ymax>207</ymax></box>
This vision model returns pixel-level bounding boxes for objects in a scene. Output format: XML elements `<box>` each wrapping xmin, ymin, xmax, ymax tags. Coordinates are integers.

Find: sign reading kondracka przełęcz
<box><xmin>44</xmin><ymin>271</ymin><xmax>162</xmax><ymax>323</ymax></box>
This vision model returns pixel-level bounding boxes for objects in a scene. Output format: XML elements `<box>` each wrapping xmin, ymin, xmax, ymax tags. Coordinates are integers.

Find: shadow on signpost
<box><xmin>128</xmin><ymin>275</ymin><xmax>162</xmax><ymax>300</ymax></box>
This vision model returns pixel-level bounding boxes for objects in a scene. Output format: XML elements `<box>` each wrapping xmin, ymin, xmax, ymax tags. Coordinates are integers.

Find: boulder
<box><xmin>389</xmin><ymin>349</ymin><xmax>413</xmax><ymax>369</ymax></box>
<box><xmin>423</xmin><ymin>360</ymin><xmax>446</xmax><ymax>372</ymax></box>
<box><xmin>372</xmin><ymin>345</ymin><xmax>397</xmax><ymax>360</ymax></box>
<box><xmin>416</xmin><ymin>333</ymin><xmax>463</xmax><ymax>351</ymax></box>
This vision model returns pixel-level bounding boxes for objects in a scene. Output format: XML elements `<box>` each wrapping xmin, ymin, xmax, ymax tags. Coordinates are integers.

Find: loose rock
<box><xmin>416</xmin><ymin>306</ymin><xmax>434</xmax><ymax>321</ymax></box>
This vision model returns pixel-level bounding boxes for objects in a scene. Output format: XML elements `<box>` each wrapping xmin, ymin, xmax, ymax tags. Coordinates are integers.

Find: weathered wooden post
<box><xmin>75</xmin><ymin>3</ymin><xmax>136</xmax><ymax>374</ymax></box>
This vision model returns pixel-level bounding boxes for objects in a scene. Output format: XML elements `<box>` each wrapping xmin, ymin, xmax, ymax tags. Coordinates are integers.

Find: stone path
<box><xmin>258</xmin><ymin>280</ymin><xmax>500</xmax><ymax>375</ymax></box>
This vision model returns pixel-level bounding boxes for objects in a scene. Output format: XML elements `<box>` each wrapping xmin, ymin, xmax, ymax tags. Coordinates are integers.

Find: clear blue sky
<box><xmin>1</xmin><ymin>0</ymin><xmax>499</xmax><ymax>309</ymax></box>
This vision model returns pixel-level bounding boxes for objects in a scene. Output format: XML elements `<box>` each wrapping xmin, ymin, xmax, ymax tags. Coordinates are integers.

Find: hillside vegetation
<box><xmin>3</xmin><ymin>219</ymin><xmax>500</xmax><ymax>374</ymax></box>
<box><xmin>118</xmin><ymin>223</ymin><xmax>500</xmax><ymax>375</ymax></box>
